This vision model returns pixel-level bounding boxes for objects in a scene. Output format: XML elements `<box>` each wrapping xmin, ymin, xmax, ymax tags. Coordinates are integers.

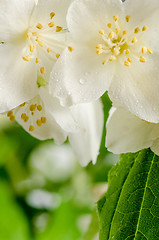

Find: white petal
<box><xmin>151</xmin><ymin>138</ymin><xmax>159</xmax><ymax>156</ymax></box>
<box><xmin>67</xmin><ymin>0</ymin><xmax>123</xmax><ymax>43</ymax></box>
<box><xmin>106</xmin><ymin>107</ymin><xmax>155</xmax><ymax>154</ymax></box>
<box><xmin>69</xmin><ymin>100</ymin><xmax>104</xmax><ymax>166</ymax></box>
<box><xmin>39</xmin><ymin>86</ymin><xmax>79</xmax><ymax>132</ymax></box>
<box><xmin>109</xmin><ymin>57</ymin><xmax>159</xmax><ymax>123</ymax></box>
<box><xmin>0</xmin><ymin>0</ymin><xmax>35</xmax><ymax>42</ymax></box>
<box><xmin>50</xmin><ymin>46</ymin><xmax>115</xmax><ymax>106</ymax></box>
<box><xmin>12</xmin><ymin>95</ymin><xmax>66</xmax><ymax>143</ymax></box>
<box><xmin>0</xmin><ymin>43</ymin><xmax>38</xmax><ymax>112</ymax></box>
<box><xmin>31</xmin><ymin>0</ymin><xmax>72</xmax><ymax>28</ymax></box>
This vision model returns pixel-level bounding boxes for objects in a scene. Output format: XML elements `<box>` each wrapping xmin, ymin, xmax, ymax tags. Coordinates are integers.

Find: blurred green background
<box><xmin>0</xmin><ymin>93</ymin><xmax>118</xmax><ymax>240</ymax></box>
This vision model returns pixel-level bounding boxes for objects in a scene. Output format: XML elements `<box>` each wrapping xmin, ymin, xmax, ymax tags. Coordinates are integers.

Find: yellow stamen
<box><xmin>41</xmin><ymin>117</ymin><xmax>47</xmax><ymax>123</ymax></box>
<box><xmin>99</xmin><ymin>29</ymin><xmax>105</xmax><ymax>35</ymax></box>
<box><xmin>140</xmin><ymin>56</ymin><xmax>147</xmax><ymax>63</ymax></box>
<box><xmin>125</xmin><ymin>49</ymin><xmax>130</xmax><ymax>55</ymax></box>
<box><xmin>108</xmin><ymin>31</ymin><xmax>115</xmax><ymax>39</ymax></box>
<box><xmin>109</xmin><ymin>56</ymin><xmax>116</xmax><ymax>61</ymax></box>
<box><xmin>37</xmin><ymin>39</ymin><xmax>44</xmax><ymax>47</ymax></box>
<box><xmin>56</xmin><ymin>26</ymin><xmax>63</xmax><ymax>32</ymax></box>
<box><xmin>125</xmin><ymin>16</ymin><xmax>131</xmax><ymax>22</ymax></box>
<box><xmin>96</xmin><ymin>44</ymin><xmax>102</xmax><ymax>49</ymax></box>
<box><xmin>107</xmin><ymin>23</ymin><xmax>112</xmax><ymax>29</ymax></box>
<box><xmin>7</xmin><ymin>111</ymin><xmax>13</xmax><ymax>117</ymax></box>
<box><xmin>127</xmin><ymin>58</ymin><xmax>132</xmax><ymax>63</ymax></box>
<box><xmin>48</xmin><ymin>22</ymin><xmax>55</xmax><ymax>28</ymax></box>
<box><xmin>132</xmin><ymin>37</ymin><xmax>137</xmax><ymax>44</ymax></box>
<box><xmin>36</xmin><ymin>119</ymin><xmax>42</xmax><ymax>127</ymax></box>
<box><xmin>23</xmin><ymin>55</ymin><xmax>31</xmax><ymax>62</ymax></box>
<box><xmin>47</xmin><ymin>48</ymin><xmax>52</xmax><ymax>53</ymax></box>
<box><xmin>30</xmin><ymin>44</ymin><xmax>36</xmax><ymax>53</ymax></box>
<box><xmin>50</xmin><ymin>12</ymin><xmax>55</xmax><ymax>19</ymax></box>
<box><xmin>20</xmin><ymin>103</ymin><xmax>26</xmax><ymax>107</ymax></box>
<box><xmin>37</xmin><ymin>105</ymin><xmax>43</xmax><ymax>111</ymax></box>
<box><xmin>96</xmin><ymin>49</ymin><xmax>103</xmax><ymax>55</ymax></box>
<box><xmin>114</xmin><ymin>49</ymin><xmax>119</xmax><ymax>55</ymax></box>
<box><xmin>147</xmin><ymin>48</ymin><xmax>153</xmax><ymax>54</ymax></box>
<box><xmin>115</xmin><ymin>28</ymin><xmax>120</xmax><ymax>34</ymax></box>
<box><xmin>142</xmin><ymin>25</ymin><xmax>148</xmax><ymax>31</ymax></box>
<box><xmin>29</xmin><ymin>104</ymin><xmax>36</xmax><ymax>111</ymax></box>
<box><xmin>56</xmin><ymin>54</ymin><xmax>60</xmax><ymax>59</ymax></box>
<box><xmin>29</xmin><ymin>125</ymin><xmax>35</xmax><ymax>132</ymax></box>
<box><xmin>68</xmin><ymin>46</ymin><xmax>74</xmax><ymax>52</ymax></box>
<box><xmin>124</xmin><ymin>61</ymin><xmax>131</xmax><ymax>67</ymax></box>
<box><xmin>113</xmin><ymin>15</ymin><xmax>119</xmax><ymax>22</ymax></box>
<box><xmin>102</xmin><ymin>60</ymin><xmax>107</xmax><ymax>65</ymax></box>
<box><xmin>36</xmin><ymin>23</ymin><xmax>43</xmax><ymax>29</ymax></box>
<box><xmin>32</xmin><ymin>32</ymin><xmax>38</xmax><ymax>37</ymax></box>
<box><xmin>123</xmin><ymin>30</ymin><xmax>127</xmax><ymax>35</ymax></box>
<box><xmin>21</xmin><ymin>113</ymin><xmax>26</xmax><ymax>120</ymax></box>
<box><xmin>40</xmin><ymin>67</ymin><xmax>46</xmax><ymax>74</ymax></box>
<box><xmin>24</xmin><ymin>116</ymin><xmax>29</xmax><ymax>123</ymax></box>
<box><xmin>10</xmin><ymin>115</ymin><xmax>15</xmax><ymax>122</ymax></box>
<box><xmin>142</xmin><ymin>47</ymin><xmax>147</xmax><ymax>54</ymax></box>
<box><xmin>134</xmin><ymin>27</ymin><xmax>140</xmax><ymax>34</ymax></box>
<box><xmin>36</xmin><ymin>58</ymin><xmax>40</xmax><ymax>63</ymax></box>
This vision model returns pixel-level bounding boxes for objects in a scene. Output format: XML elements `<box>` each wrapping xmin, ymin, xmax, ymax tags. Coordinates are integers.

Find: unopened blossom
<box><xmin>6</xmin><ymin>86</ymin><xmax>103</xmax><ymax>166</ymax></box>
<box><xmin>0</xmin><ymin>0</ymin><xmax>71</xmax><ymax>112</ymax></box>
<box><xmin>50</xmin><ymin>0</ymin><xmax>159</xmax><ymax>123</ymax></box>
<box><xmin>106</xmin><ymin>107</ymin><xmax>159</xmax><ymax>156</ymax></box>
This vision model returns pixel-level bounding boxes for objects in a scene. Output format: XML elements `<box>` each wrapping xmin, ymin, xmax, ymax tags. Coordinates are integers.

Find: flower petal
<box><xmin>109</xmin><ymin>57</ymin><xmax>159</xmax><ymax>123</ymax></box>
<box><xmin>106</xmin><ymin>107</ymin><xmax>155</xmax><ymax>154</ymax></box>
<box><xmin>31</xmin><ymin>0</ymin><xmax>72</xmax><ymax>28</ymax></box>
<box><xmin>0</xmin><ymin>0</ymin><xmax>35</xmax><ymax>42</ymax></box>
<box><xmin>0</xmin><ymin>43</ymin><xmax>38</xmax><ymax>112</ymax></box>
<box><xmin>50</xmin><ymin>47</ymin><xmax>115</xmax><ymax>106</ymax></box>
<box><xmin>39</xmin><ymin>87</ymin><xmax>79</xmax><ymax>132</ymax></box>
<box><xmin>151</xmin><ymin>138</ymin><xmax>159</xmax><ymax>156</ymax></box>
<box><xmin>69</xmin><ymin>100</ymin><xmax>104</xmax><ymax>166</ymax></box>
<box><xmin>12</xmin><ymin>95</ymin><xmax>66</xmax><ymax>143</ymax></box>
<box><xmin>67</xmin><ymin>0</ymin><xmax>123</xmax><ymax>43</ymax></box>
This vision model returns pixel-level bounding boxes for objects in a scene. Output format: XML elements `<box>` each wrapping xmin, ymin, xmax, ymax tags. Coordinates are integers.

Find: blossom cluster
<box><xmin>1</xmin><ymin>0</ymin><xmax>159</xmax><ymax>165</ymax></box>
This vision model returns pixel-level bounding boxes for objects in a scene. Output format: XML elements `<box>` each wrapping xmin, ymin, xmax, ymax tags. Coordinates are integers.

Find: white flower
<box><xmin>106</xmin><ymin>106</ymin><xmax>159</xmax><ymax>156</ymax></box>
<box><xmin>0</xmin><ymin>0</ymin><xmax>71</xmax><ymax>112</ymax></box>
<box><xmin>6</xmin><ymin>87</ymin><xmax>103</xmax><ymax>166</ymax></box>
<box><xmin>50</xmin><ymin>0</ymin><xmax>159</xmax><ymax>123</ymax></box>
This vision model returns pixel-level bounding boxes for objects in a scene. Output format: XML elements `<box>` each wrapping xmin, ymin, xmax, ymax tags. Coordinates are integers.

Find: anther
<box><xmin>47</xmin><ymin>48</ymin><xmax>52</xmax><ymax>53</ymax></box>
<box><xmin>41</xmin><ymin>117</ymin><xmax>47</xmax><ymax>123</ymax></box>
<box><xmin>23</xmin><ymin>55</ymin><xmax>31</xmax><ymax>62</ymax></box>
<box><xmin>96</xmin><ymin>44</ymin><xmax>102</xmax><ymax>49</ymax></box>
<box><xmin>20</xmin><ymin>103</ymin><xmax>26</xmax><ymax>107</ymax></box>
<box><xmin>127</xmin><ymin>58</ymin><xmax>132</xmax><ymax>63</ymax></box>
<box><xmin>40</xmin><ymin>67</ymin><xmax>46</xmax><ymax>74</ymax></box>
<box><xmin>56</xmin><ymin>54</ymin><xmax>60</xmax><ymax>59</ymax></box>
<box><xmin>99</xmin><ymin>29</ymin><xmax>105</xmax><ymax>35</ymax></box>
<box><xmin>134</xmin><ymin>27</ymin><xmax>140</xmax><ymax>34</ymax></box>
<box><xmin>102</xmin><ymin>60</ymin><xmax>107</xmax><ymax>65</ymax></box>
<box><xmin>68</xmin><ymin>46</ymin><xmax>74</xmax><ymax>52</ymax></box>
<box><xmin>124</xmin><ymin>61</ymin><xmax>131</xmax><ymax>67</ymax></box>
<box><xmin>142</xmin><ymin>47</ymin><xmax>147</xmax><ymax>54</ymax></box>
<box><xmin>21</xmin><ymin>113</ymin><xmax>27</xmax><ymax>120</ymax></box>
<box><xmin>96</xmin><ymin>49</ymin><xmax>103</xmax><ymax>55</ymax></box>
<box><xmin>30</xmin><ymin>44</ymin><xmax>36</xmax><ymax>53</ymax></box>
<box><xmin>36</xmin><ymin>23</ymin><xmax>43</xmax><ymax>29</ymax></box>
<box><xmin>147</xmin><ymin>48</ymin><xmax>153</xmax><ymax>54</ymax></box>
<box><xmin>115</xmin><ymin>28</ymin><xmax>120</xmax><ymax>34</ymax></box>
<box><xmin>56</xmin><ymin>26</ymin><xmax>63</xmax><ymax>32</ymax></box>
<box><xmin>10</xmin><ymin>115</ymin><xmax>15</xmax><ymax>122</ymax></box>
<box><xmin>123</xmin><ymin>30</ymin><xmax>127</xmax><ymax>35</ymax></box>
<box><xmin>142</xmin><ymin>25</ymin><xmax>148</xmax><ymax>31</ymax></box>
<box><xmin>50</xmin><ymin>12</ymin><xmax>55</xmax><ymax>19</ymax></box>
<box><xmin>37</xmin><ymin>39</ymin><xmax>44</xmax><ymax>47</ymax></box>
<box><xmin>132</xmin><ymin>37</ymin><xmax>137</xmax><ymax>44</ymax></box>
<box><xmin>109</xmin><ymin>56</ymin><xmax>116</xmax><ymax>61</ymax></box>
<box><xmin>125</xmin><ymin>16</ymin><xmax>131</xmax><ymax>22</ymax></box>
<box><xmin>7</xmin><ymin>111</ymin><xmax>13</xmax><ymax>117</ymax></box>
<box><xmin>107</xmin><ymin>23</ymin><xmax>112</xmax><ymax>29</ymax></box>
<box><xmin>108</xmin><ymin>31</ymin><xmax>115</xmax><ymax>39</ymax></box>
<box><xmin>29</xmin><ymin>104</ymin><xmax>36</xmax><ymax>111</ymax></box>
<box><xmin>36</xmin><ymin>58</ymin><xmax>40</xmax><ymax>63</ymax></box>
<box><xmin>36</xmin><ymin>119</ymin><xmax>42</xmax><ymax>127</ymax></box>
<box><xmin>125</xmin><ymin>49</ymin><xmax>130</xmax><ymax>55</ymax></box>
<box><xmin>114</xmin><ymin>49</ymin><xmax>120</xmax><ymax>55</ymax></box>
<box><xmin>29</xmin><ymin>125</ymin><xmax>35</xmax><ymax>132</ymax></box>
<box><xmin>24</xmin><ymin>116</ymin><xmax>29</xmax><ymax>122</ymax></box>
<box><xmin>37</xmin><ymin>105</ymin><xmax>42</xmax><ymax>111</ymax></box>
<box><xmin>48</xmin><ymin>22</ymin><xmax>55</xmax><ymax>28</ymax></box>
<box><xmin>113</xmin><ymin>15</ymin><xmax>119</xmax><ymax>22</ymax></box>
<box><xmin>140</xmin><ymin>56</ymin><xmax>147</xmax><ymax>63</ymax></box>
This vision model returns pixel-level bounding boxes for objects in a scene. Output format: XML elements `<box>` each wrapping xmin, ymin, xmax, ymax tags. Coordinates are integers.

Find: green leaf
<box><xmin>98</xmin><ymin>149</ymin><xmax>159</xmax><ymax>240</ymax></box>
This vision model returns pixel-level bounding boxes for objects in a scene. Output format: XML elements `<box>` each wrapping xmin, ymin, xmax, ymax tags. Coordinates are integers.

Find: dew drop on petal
<box><xmin>79</xmin><ymin>78</ymin><xmax>86</xmax><ymax>85</ymax></box>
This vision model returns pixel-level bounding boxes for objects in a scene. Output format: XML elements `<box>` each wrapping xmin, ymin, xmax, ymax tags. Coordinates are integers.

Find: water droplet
<box><xmin>79</xmin><ymin>78</ymin><xmax>86</xmax><ymax>85</ymax></box>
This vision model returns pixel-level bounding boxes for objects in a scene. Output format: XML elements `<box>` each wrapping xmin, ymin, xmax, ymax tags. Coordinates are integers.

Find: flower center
<box><xmin>7</xmin><ymin>96</ymin><xmax>47</xmax><ymax>132</ymax></box>
<box><xmin>22</xmin><ymin>11</ymin><xmax>68</xmax><ymax>77</ymax></box>
<box><xmin>96</xmin><ymin>15</ymin><xmax>153</xmax><ymax>67</ymax></box>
